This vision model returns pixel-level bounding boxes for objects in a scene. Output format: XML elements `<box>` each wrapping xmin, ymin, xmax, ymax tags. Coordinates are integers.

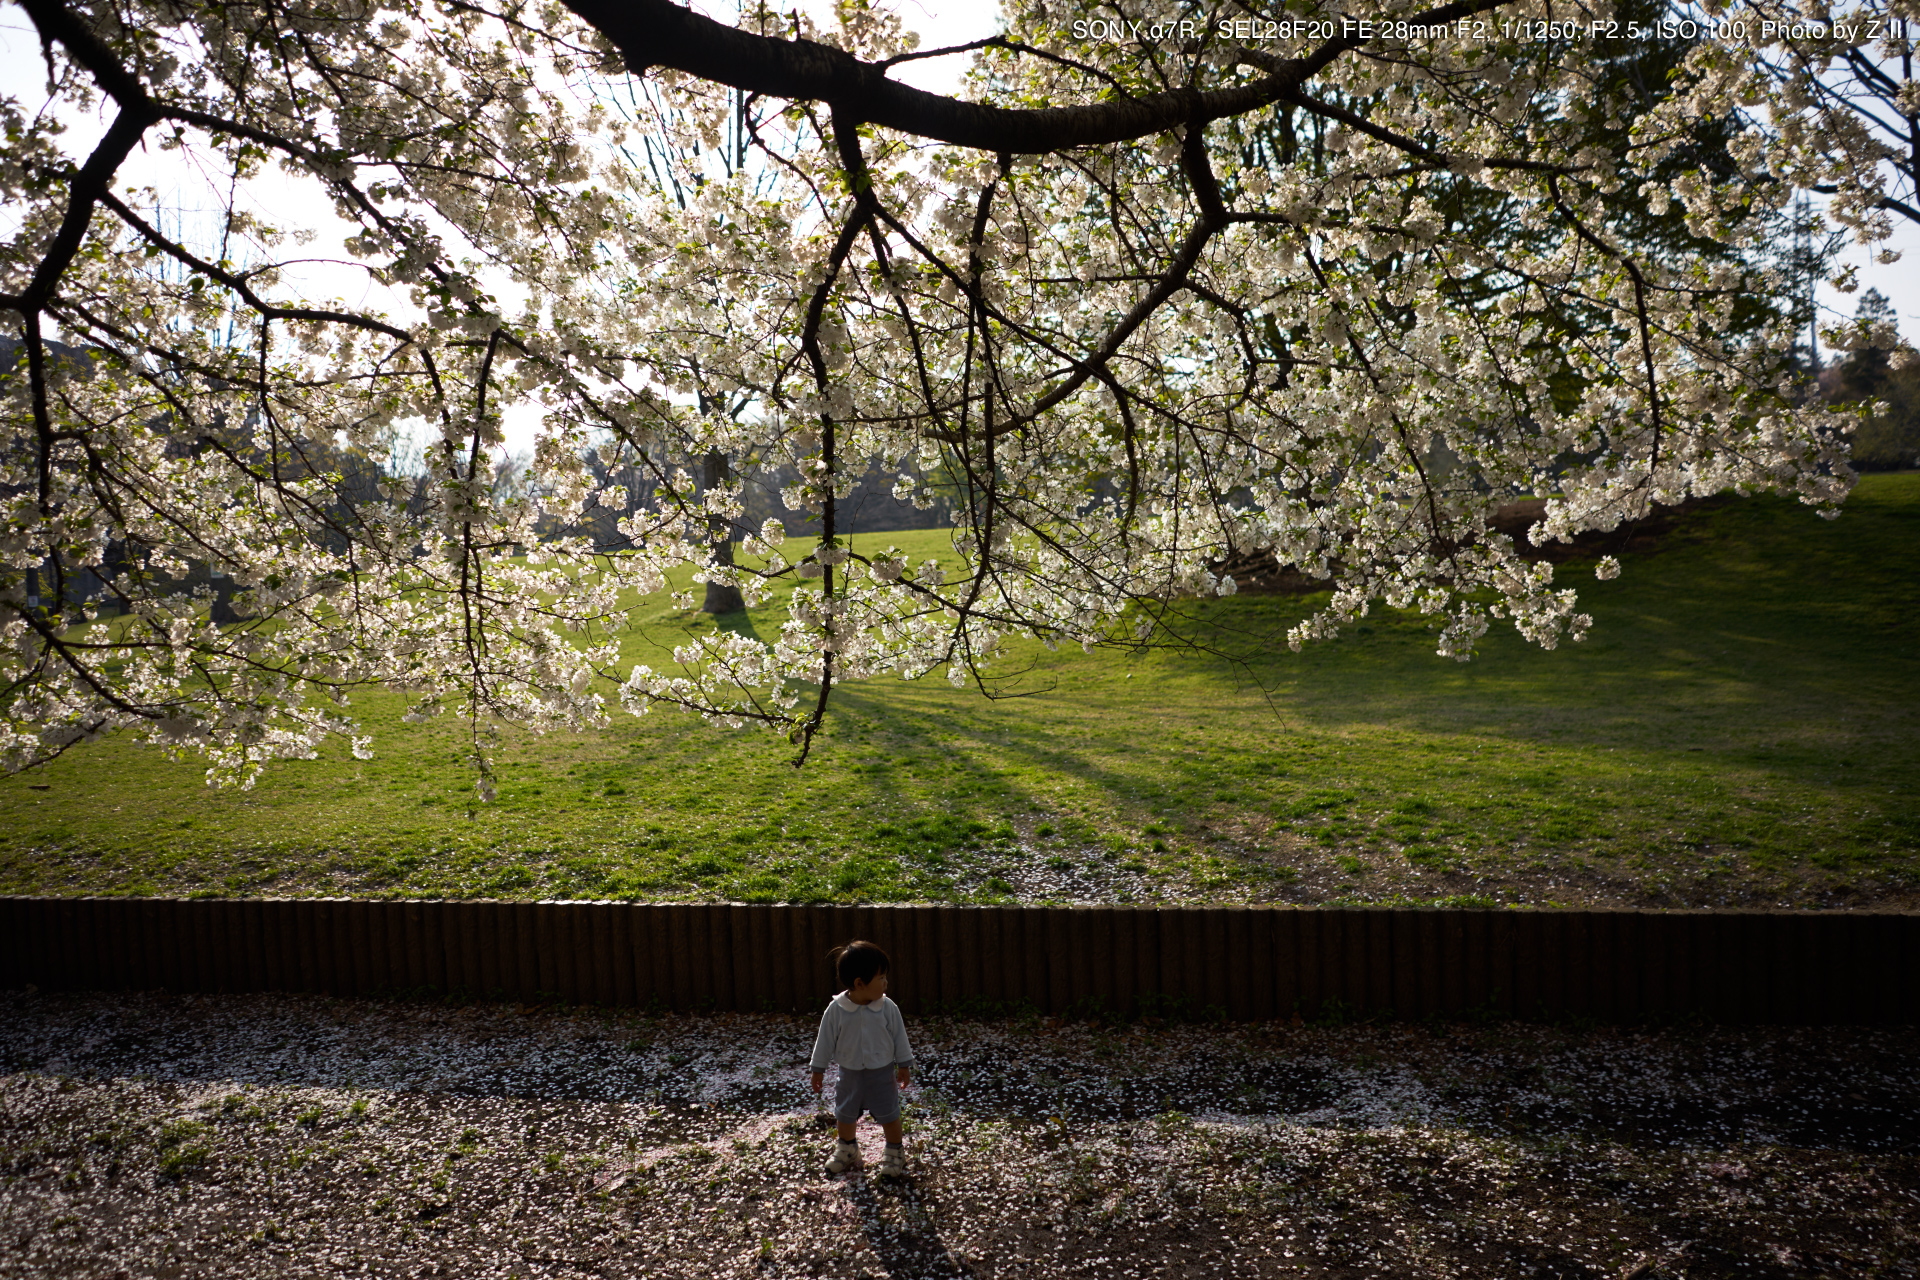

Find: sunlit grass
<box><xmin>3</xmin><ymin>474</ymin><xmax>1915</xmax><ymax>908</ymax></box>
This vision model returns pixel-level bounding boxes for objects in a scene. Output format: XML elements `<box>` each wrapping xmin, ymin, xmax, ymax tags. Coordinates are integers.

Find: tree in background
<box><xmin>1824</xmin><ymin>289</ymin><xmax>1920</xmax><ymax>469</ymax></box>
<box><xmin>0</xmin><ymin>0</ymin><xmax>1875</xmax><ymax>791</ymax></box>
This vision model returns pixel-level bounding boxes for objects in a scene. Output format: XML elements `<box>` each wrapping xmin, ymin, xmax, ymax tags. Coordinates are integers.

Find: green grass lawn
<box><xmin>3</xmin><ymin>474</ymin><xmax>1916</xmax><ymax>909</ymax></box>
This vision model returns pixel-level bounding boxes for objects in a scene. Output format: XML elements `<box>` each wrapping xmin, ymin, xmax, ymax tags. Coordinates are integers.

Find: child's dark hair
<box><xmin>829</xmin><ymin>940</ymin><xmax>890</xmax><ymax>990</ymax></box>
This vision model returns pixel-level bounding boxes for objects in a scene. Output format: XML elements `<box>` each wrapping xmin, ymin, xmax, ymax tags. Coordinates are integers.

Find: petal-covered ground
<box><xmin>1</xmin><ymin>989</ymin><xmax>1915</xmax><ymax>1278</ymax></box>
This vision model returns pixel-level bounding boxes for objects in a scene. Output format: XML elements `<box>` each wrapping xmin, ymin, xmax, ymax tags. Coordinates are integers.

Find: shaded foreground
<box><xmin>1</xmin><ymin>991</ymin><xmax>1915</xmax><ymax>1278</ymax></box>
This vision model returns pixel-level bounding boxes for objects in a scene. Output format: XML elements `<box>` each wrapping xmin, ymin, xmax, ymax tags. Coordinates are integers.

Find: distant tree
<box><xmin>1824</xmin><ymin>290</ymin><xmax>1920</xmax><ymax>469</ymax></box>
<box><xmin>1826</xmin><ymin>289</ymin><xmax>1898</xmax><ymax>404</ymax></box>
<box><xmin>699</xmin><ymin>447</ymin><xmax>747</xmax><ymax>615</ymax></box>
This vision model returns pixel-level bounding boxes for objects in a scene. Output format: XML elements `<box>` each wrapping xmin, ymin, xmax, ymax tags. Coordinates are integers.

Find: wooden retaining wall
<box><xmin>0</xmin><ymin>897</ymin><xmax>1914</xmax><ymax>1023</ymax></box>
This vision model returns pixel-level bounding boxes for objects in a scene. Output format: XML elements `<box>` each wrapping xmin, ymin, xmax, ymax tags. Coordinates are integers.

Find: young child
<box><xmin>809</xmin><ymin>940</ymin><xmax>915</xmax><ymax>1178</ymax></box>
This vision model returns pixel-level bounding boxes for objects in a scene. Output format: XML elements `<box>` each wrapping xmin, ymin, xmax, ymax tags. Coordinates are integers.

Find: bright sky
<box><xmin>1821</xmin><ymin>213</ymin><xmax>1920</xmax><ymax>357</ymax></box>
<box><xmin>880</xmin><ymin>0</ymin><xmax>1008</xmax><ymax>89</ymax></box>
<box><xmin>0</xmin><ymin>0</ymin><xmax>1004</xmax><ymax>459</ymax></box>
<box><xmin>1</xmin><ymin>0</ymin><xmax>1911</xmax><ymax>444</ymax></box>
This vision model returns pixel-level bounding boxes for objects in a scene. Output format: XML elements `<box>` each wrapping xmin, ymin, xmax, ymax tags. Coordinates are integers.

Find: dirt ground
<box><xmin>1</xmin><ymin>989</ymin><xmax>1915</xmax><ymax>1279</ymax></box>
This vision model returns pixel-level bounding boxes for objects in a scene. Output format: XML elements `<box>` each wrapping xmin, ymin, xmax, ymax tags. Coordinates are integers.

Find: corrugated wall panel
<box><xmin>4</xmin><ymin>898</ymin><xmax>1912</xmax><ymax>1028</ymax></box>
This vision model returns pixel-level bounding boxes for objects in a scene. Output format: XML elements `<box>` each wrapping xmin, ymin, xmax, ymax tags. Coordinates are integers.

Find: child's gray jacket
<box><xmin>809</xmin><ymin>992</ymin><xmax>916</xmax><ymax>1073</ymax></box>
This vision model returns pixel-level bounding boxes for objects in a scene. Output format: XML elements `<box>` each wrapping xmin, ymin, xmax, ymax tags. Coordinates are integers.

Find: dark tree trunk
<box><xmin>700</xmin><ymin>448</ymin><xmax>745</xmax><ymax>615</ymax></box>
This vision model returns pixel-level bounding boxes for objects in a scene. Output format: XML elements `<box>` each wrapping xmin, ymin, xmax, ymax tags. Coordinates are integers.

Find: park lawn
<box><xmin>0</xmin><ymin>473</ymin><xmax>1915</xmax><ymax>909</ymax></box>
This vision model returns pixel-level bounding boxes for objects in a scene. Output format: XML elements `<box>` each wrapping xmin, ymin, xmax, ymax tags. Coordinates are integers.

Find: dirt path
<box><xmin>1</xmin><ymin>990</ymin><xmax>1915</xmax><ymax>1278</ymax></box>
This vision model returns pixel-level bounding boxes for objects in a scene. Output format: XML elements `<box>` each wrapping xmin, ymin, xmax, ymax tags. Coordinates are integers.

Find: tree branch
<box><xmin>560</xmin><ymin>0</ymin><xmax>1513</xmax><ymax>149</ymax></box>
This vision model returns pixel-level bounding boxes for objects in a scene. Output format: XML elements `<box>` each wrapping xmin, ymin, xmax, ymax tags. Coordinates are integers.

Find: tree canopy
<box><xmin>0</xmin><ymin>0</ymin><xmax>1887</xmax><ymax>791</ymax></box>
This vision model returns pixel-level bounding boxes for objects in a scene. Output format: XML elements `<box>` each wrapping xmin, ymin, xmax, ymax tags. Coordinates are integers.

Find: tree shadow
<box><xmin>711</xmin><ymin>608</ymin><xmax>763</xmax><ymax>644</ymax></box>
<box><xmin>835</xmin><ymin>1173</ymin><xmax>971</xmax><ymax>1278</ymax></box>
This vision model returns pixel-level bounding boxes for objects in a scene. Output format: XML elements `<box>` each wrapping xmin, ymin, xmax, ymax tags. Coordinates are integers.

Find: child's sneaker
<box><xmin>825</xmin><ymin>1140</ymin><xmax>861</xmax><ymax>1176</ymax></box>
<box><xmin>877</xmin><ymin>1143</ymin><xmax>907</xmax><ymax>1179</ymax></box>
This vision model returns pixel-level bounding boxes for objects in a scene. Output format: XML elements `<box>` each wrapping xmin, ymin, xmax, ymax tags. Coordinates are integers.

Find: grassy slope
<box><xmin>2</xmin><ymin>474</ymin><xmax>1915</xmax><ymax>908</ymax></box>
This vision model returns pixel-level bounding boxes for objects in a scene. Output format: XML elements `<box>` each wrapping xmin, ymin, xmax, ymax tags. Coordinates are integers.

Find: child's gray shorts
<box><xmin>832</xmin><ymin>1066</ymin><xmax>900</xmax><ymax>1125</ymax></box>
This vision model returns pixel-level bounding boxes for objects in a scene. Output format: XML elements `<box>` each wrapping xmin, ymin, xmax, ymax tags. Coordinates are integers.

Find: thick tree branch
<box><xmin>561</xmin><ymin>0</ymin><xmax>1513</xmax><ymax>149</ymax></box>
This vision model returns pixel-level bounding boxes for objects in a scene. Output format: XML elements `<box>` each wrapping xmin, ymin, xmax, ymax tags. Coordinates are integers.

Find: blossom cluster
<box><xmin>0</xmin><ymin>0</ymin><xmax>1871</xmax><ymax>788</ymax></box>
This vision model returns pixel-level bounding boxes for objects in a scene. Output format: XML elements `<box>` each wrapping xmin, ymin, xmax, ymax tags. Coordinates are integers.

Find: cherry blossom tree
<box><xmin>1742</xmin><ymin>1</ymin><xmax>1920</xmax><ymax>237</ymax></box>
<box><xmin>1717</xmin><ymin>0</ymin><xmax>1920</xmax><ymax>363</ymax></box>
<box><xmin>0</xmin><ymin>0</ymin><xmax>1870</xmax><ymax>794</ymax></box>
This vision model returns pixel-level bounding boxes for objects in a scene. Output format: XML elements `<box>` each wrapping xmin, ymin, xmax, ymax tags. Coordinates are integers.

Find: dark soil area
<box><xmin>1</xmin><ymin>989</ymin><xmax>1915</xmax><ymax>1278</ymax></box>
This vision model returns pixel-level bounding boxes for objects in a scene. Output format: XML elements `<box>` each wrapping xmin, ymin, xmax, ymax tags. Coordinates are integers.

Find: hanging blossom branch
<box><xmin>0</xmin><ymin>0</ymin><xmax>1866</xmax><ymax>791</ymax></box>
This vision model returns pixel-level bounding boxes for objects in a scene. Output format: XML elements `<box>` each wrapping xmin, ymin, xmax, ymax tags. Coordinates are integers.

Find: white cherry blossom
<box><xmin>0</xmin><ymin>0</ymin><xmax>1868</xmax><ymax>786</ymax></box>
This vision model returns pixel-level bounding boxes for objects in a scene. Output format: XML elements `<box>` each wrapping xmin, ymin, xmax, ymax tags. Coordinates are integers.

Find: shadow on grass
<box><xmin>711</xmin><ymin>608</ymin><xmax>764</xmax><ymax>645</ymax></box>
<box><xmin>3</xmin><ymin>480</ymin><xmax>1915</xmax><ymax>903</ymax></box>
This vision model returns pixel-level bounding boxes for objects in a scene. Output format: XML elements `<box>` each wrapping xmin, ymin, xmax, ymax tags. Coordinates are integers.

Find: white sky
<box><xmin>2</xmin><ymin>0</ymin><xmax>1912</xmax><ymax>449</ymax></box>
<box><xmin>1820</xmin><ymin>213</ymin><xmax>1920</xmax><ymax>356</ymax></box>
<box><xmin>0</xmin><ymin>0</ymin><xmax>1004</xmax><ymax>458</ymax></box>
